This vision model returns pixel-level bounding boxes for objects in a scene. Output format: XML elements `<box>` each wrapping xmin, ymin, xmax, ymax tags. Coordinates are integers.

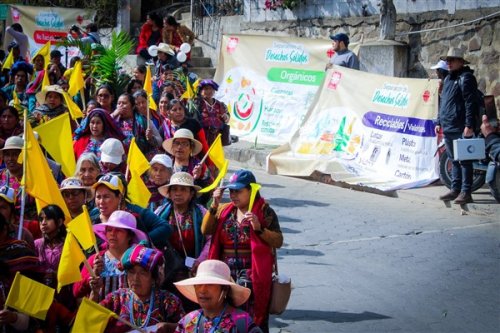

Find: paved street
<box><xmin>225</xmin><ymin>162</ymin><xmax>500</xmax><ymax>333</ymax></box>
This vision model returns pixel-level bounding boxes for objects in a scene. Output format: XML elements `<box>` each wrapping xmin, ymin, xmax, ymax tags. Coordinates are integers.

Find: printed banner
<box><xmin>214</xmin><ymin>34</ymin><xmax>332</xmax><ymax>145</ymax></box>
<box><xmin>4</xmin><ymin>5</ymin><xmax>95</xmax><ymax>65</ymax></box>
<box><xmin>267</xmin><ymin>65</ymin><xmax>440</xmax><ymax>191</ymax></box>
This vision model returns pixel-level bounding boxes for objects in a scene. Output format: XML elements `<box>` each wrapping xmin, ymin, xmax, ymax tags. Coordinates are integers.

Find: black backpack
<box><xmin>458</xmin><ymin>74</ymin><xmax>485</xmax><ymax>135</ymax></box>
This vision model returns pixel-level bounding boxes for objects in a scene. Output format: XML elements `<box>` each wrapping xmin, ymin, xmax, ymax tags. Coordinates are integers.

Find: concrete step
<box><xmin>191</xmin><ymin>67</ymin><xmax>216</xmax><ymax>79</ymax></box>
<box><xmin>190</xmin><ymin>56</ymin><xmax>212</xmax><ymax>67</ymax></box>
<box><xmin>191</xmin><ymin>46</ymin><xmax>204</xmax><ymax>58</ymax></box>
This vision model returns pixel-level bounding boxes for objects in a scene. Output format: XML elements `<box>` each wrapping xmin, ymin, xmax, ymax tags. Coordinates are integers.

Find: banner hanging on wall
<box><xmin>214</xmin><ymin>34</ymin><xmax>332</xmax><ymax>145</ymax></box>
<box><xmin>267</xmin><ymin>65</ymin><xmax>440</xmax><ymax>191</ymax></box>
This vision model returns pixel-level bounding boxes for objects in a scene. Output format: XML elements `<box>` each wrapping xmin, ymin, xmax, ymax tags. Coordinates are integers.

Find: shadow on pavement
<box><xmin>278</xmin><ymin>248</ymin><xmax>324</xmax><ymax>257</ymax></box>
<box><xmin>278</xmin><ymin>215</ymin><xmax>301</xmax><ymax>223</ymax></box>
<box><xmin>261</xmin><ymin>182</ymin><xmax>286</xmax><ymax>189</ymax></box>
<box><xmin>280</xmin><ymin>227</ymin><xmax>301</xmax><ymax>234</ymax></box>
<box><xmin>271</xmin><ymin>309</ymin><xmax>391</xmax><ymax>325</ymax></box>
<box><xmin>269</xmin><ymin>198</ymin><xmax>330</xmax><ymax>208</ymax></box>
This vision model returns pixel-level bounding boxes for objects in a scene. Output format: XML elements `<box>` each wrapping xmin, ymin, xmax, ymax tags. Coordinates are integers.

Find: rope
<box><xmin>397</xmin><ymin>10</ymin><xmax>500</xmax><ymax>36</ymax></box>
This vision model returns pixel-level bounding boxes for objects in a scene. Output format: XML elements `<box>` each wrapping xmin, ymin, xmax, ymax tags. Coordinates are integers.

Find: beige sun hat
<box><xmin>156</xmin><ymin>43</ymin><xmax>175</xmax><ymax>56</ymax></box>
<box><xmin>162</xmin><ymin>128</ymin><xmax>203</xmax><ymax>156</ymax></box>
<box><xmin>174</xmin><ymin>260</ymin><xmax>251</xmax><ymax>307</ymax></box>
<box><xmin>158</xmin><ymin>171</ymin><xmax>201</xmax><ymax>198</ymax></box>
<box><xmin>439</xmin><ymin>47</ymin><xmax>470</xmax><ymax>64</ymax></box>
<box><xmin>60</xmin><ymin>177</ymin><xmax>93</xmax><ymax>200</ymax></box>
<box><xmin>35</xmin><ymin>84</ymin><xmax>66</xmax><ymax>105</ymax></box>
<box><xmin>0</xmin><ymin>136</ymin><xmax>23</xmax><ymax>151</ymax></box>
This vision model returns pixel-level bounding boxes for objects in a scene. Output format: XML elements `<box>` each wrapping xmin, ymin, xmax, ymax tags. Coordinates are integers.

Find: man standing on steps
<box><xmin>325</xmin><ymin>33</ymin><xmax>360</xmax><ymax>70</ymax></box>
<box><xmin>435</xmin><ymin>48</ymin><xmax>479</xmax><ymax>205</ymax></box>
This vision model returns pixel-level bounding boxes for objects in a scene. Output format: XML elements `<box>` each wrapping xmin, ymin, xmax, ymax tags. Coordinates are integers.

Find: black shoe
<box><xmin>439</xmin><ymin>190</ymin><xmax>460</xmax><ymax>201</ymax></box>
<box><xmin>454</xmin><ymin>192</ymin><xmax>473</xmax><ymax>204</ymax></box>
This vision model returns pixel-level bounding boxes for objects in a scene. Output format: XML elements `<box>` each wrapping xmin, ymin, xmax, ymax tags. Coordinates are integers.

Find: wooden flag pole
<box><xmin>17</xmin><ymin>108</ymin><xmax>29</xmax><ymax>240</ymax></box>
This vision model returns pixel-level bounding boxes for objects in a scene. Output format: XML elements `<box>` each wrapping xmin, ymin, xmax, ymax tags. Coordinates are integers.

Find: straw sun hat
<box><xmin>162</xmin><ymin>128</ymin><xmax>203</xmax><ymax>156</ymax></box>
<box><xmin>174</xmin><ymin>260</ymin><xmax>251</xmax><ymax>307</ymax></box>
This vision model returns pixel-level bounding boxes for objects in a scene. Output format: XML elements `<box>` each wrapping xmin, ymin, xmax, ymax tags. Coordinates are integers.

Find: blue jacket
<box><xmin>437</xmin><ymin>66</ymin><xmax>478</xmax><ymax>134</ymax></box>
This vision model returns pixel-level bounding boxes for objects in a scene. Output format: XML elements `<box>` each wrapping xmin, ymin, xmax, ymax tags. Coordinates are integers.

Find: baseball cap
<box><xmin>50</xmin><ymin>50</ymin><xmax>62</xmax><ymax>58</ymax></box>
<box><xmin>150</xmin><ymin>154</ymin><xmax>173</xmax><ymax>169</ymax></box>
<box><xmin>100</xmin><ymin>138</ymin><xmax>125</xmax><ymax>165</ymax></box>
<box><xmin>224</xmin><ymin>169</ymin><xmax>257</xmax><ymax>190</ymax></box>
<box><xmin>0</xmin><ymin>186</ymin><xmax>16</xmax><ymax>204</ymax></box>
<box><xmin>92</xmin><ymin>173</ymin><xmax>125</xmax><ymax>194</ymax></box>
<box><xmin>431</xmin><ymin>60</ymin><xmax>448</xmax><ymax>71</ymax></box>
<box><xmin>330</xmin><ymin>33</ymin><xmax>350</xmax><ymax>46</ymax></box>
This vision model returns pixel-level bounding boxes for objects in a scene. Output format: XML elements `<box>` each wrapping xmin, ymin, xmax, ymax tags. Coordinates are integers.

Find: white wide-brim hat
<box><xmin>162</xmin><ymin>128</ymin><xmax>203</xmax><ymax>156</ymax></box>
<box><xmin>157</xmin><ymin>43</ymin><xmax>175</xmax><ymax>56</ymax></box>
<box><xmin>439</xmin><ymin>47</ymin><xmax>470</xmax><ymax>64</ymax></box>
<box><xmin>35</xmin><ymin>84</ymin><xmax>65</xmax><ymax>105</ymax></box>
<box><xmin>174</xmin><ymin>260</ymin><xmax>251</xmax><ymax>307</ymax></box>
<box><xmin>158</xmin><ymin>171</ymin><xmax>201</xmax><ymax>198</ymax></box>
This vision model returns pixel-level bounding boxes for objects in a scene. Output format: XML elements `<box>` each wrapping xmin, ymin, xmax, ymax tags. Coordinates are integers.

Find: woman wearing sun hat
<box><xmin>155</xmin><ymin>172</ymin><xmax>211</xmax><ymax>291</ymax></box>
<box><xmin>31</xmin><ymin>84</ymin><xmax>74</xmax><ymax>127</ymax></box>
<box><xmin>59</xmin><ymin>177</ymin><xmax>93</xmax><ymax>218</ymax></box>
<box><xmin>174</xmin><ymin>259</ymin><xmax>263</xmax><ymax>333</ymax></box>
<box><xmin>163</xmin><ymin>128</ymin><xmax>213</xmax><ymax>205</ymax></box>
<box><xmin>89</xmin><ymin>172</ymin><xmax>172</xmax><ymax>249</ymax></box>
<box><xmin>74</xmin><ymin>210</ymin><xmax>147</xmax><ymax>301</ymax></box>
<box><xmin>95</xmin><ymin>241</ymin><xmax>185</xmax><ymax>333</ymax></box>
<box><xmin>202</xmin><ymin>169</ymin><xmax>283</xmax><ymax>332</ymax></box>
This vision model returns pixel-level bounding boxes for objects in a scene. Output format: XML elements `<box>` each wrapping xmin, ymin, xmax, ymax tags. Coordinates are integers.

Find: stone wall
<box><xmin>200</xmin><ymin>6</ymin><xmax>499</xmax><ymax>112</ymax></box>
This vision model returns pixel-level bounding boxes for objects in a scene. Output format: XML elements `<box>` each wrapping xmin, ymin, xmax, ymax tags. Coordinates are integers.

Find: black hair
<box><xmin>126</xmin><ymin>79</ymin><xmax>144</xmax><ymax>94</ymax></box>
<box><xmin>148</xmin><ymin>13</ymin><xmax>163</xmax><ymax>29</ymax></box>
<box><xmin>166</xmin><ymin>98</ymin><xmax>185</xmax><ymax>111</ymax></box>
<box><xmin>11</xmin><ymin>23</ymin><xmax>23</xmax><ymax>33</ymax></box>
<box><xmin>0</xmin><ymin>90</ymin><xmax>8</xmax><ymax>104</ymax></box>
<box><xmin>0</xmin><ymin>213</ymin><xmax>7</xmax><ymax>233</ymax></box>
<box><xmin>159</xmin><ymin>92</ymin><xmax>175</xmax><ymax>102</ymax></box>
<box><xmin>135</xmin><ymin>64</ymin><xmax>147</xmax><ymax>75</ymax></box>
<box><xmin>132</xmin><ymin>89</ymin><xmax>148</xmax><ymax>100</ymax></box>
<box><xmin>244</xmin><ymin>184</ymin><xmax>262</xmax><ymax>200</ymax></box>
<box><xmin>86</xmin><ymin>23</ymin><xmax>98</xmax><ymax>32</ymax></box>
<box><xmin>165</xmin><ymin>16</ymin><xmax>179</xmax><ymax>27</ymax></box>
<box><xmin>86</xmin><ymin>99</ymin><xmax>100</xmax><ymax>108</ymax></box>
<box><xmin>118</xmin><ymin>93</ymin><xmax>136</xmax><ymax>108</ymax></box>
<box><xmin>0</xmin><ymin>106</ymin><xmax>21</xmax><ymax>123</ymax></box>
<box><xmin>97</xmin><ymin>84</ymin><xmax>116</xmax><ymax>98</ymax></box>
<box><xmin>39</xmin><ymin>204</ymin><xmax>67</xmax><ymax>241</ymax></box>
<box><xmin>69</xmin><ymin>56</ymin><xmax>81</xmax><ymax>68</ymax></box>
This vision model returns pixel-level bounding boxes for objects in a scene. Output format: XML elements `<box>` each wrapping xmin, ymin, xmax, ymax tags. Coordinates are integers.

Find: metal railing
<box><xmin>192</xmin><ymin>0</ymin><xmax>243</xmax><ymax>49</ymax></box>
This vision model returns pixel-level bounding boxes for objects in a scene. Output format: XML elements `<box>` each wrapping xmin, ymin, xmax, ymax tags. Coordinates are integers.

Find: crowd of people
<box><xmin>0</xmin><ymin>14</ymin><xmax>283</xmax><ymax>333</ymax></box>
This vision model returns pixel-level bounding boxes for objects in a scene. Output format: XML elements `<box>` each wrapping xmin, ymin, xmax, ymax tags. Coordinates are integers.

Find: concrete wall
<box><xmin>196</xmin><ymin>3</ymin><xmax>499</xmax><ymax>111</ymax></box>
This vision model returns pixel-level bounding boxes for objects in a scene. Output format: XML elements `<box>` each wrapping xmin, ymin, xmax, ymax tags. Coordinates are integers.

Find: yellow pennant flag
<box><xmin>199</xmin><ymin>159</ymin><xmax>229</xmax><ymax>194</ymax></box>
<box><xmin>68</xmin><ymin>61</ymin><xmax>85</xmax><ymax>97</ymax></box>
<box><xmin>207</xmin><ymin>134</ymin><xmax>225</xmax><ymax>170</ymax></box>
<box><xmin>41</xmin><ymin>69</ymin><xmax>50</xmax><ymax>91</ymax></box>
<box><xmin>63</xmin><ymin>91</ymin><xmax>84</xmax><ymax>120</ymax></box>
<box><xmin>67</xmin><ymin>205</ymin><xmax>97</xmax><ymax>251</ymax></box>
<box><xmin>35</xmin><ymin>113</ymin><xmax>76</xmax><ymax>177</ymax></box>
<box><xmin>181</xmin><ymin>76</ymin><xmax>195</xmax><ymax>99</ymax></box>
<box><xmin>127</xmin><ymin>170</ymin><xmax>151</xmax><ymax>208</ymax></box>
<box><xmin>57</xmin><ymin>231</ymin><xmax>85</xmax><ymax>292</ymax></box>
<box><xmin>248</xmin><ymin>183</ymin><xmax>262</xmax><ymax>212</ymax></box>
<box><xmin>72</xmin><ymin>297</ymin><xmax>116</xmax><ymax>333</ymax></box>
<box><xmin>32</xmin><ymin>41</ymin><xmax>51</xmax><ymax>69</ymax></box>
<box><xmin>127</xmin><ymin>137</ymin><xmax>150</xmax><ymax>176</ymax></box>
<box><xmin>5</xmin><ymin>272</ymin><xmax>55</xmax><ymax>320</ymax></box>
<box><xmin>143</xmin><ymin>65</ymin><xmax>153</xmax><ymax>95</ymax></box>
<box><xmin>23</xmin><ymin>122</ymin><xmax>71</xmax><ymax>221</ymax></box>
<box><xmin>1</xmin><ymin>48</ymin><xmax>15</xmax><ymax>70</ymax></box>
<box><xmin>149</xmin><ymin>95</ymin><xmax>157</xmax><ymax>111</ymax></box>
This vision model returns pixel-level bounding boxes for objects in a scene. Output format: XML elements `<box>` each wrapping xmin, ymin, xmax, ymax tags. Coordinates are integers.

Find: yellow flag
<box><xmin>1</xmin><ymin>48</ymin><xmax>15</xmax><ymax>70</ymax></box>
<box><xmin>72</xmin><ymin>298</ymin><xmax>116</xmax><ymax>333</ymax></box>
<box><xmin>5</xmin><ymin>272</ymin><xmax>55</xmax><ymax>320</ymax></box>
<box><xmin>127</xmin><ymin>137</ymin><xmax>150</xmax><ymax>176</ymax></box>
<box><xmin>207</xmin><ymin>134</ymin><xmax>225</xmax><ymax>170</ymax></box>
<box><xmin>67</xmin><ymin>205</ymin><xmax>96</xmax><ymax>251</ymax></box>
<box><xmin>23</xmin><ymin>122</ymin><xmax>72</xmax><ymax>221</ymax></box>
<box><xmin>149</xmin><ymin>95</ymin><xmax>157</xmax><ymax>111</ymax></box>
<box><xmin>41</xmin><ymin>69</ymin><xmax>50</xmax><ymax>91</ymax></box>
<box><xmin>35</xmin><ymin>113</ymin><xmax>76</xmax><ymax>177</ymax></box>
<box><xmin>68</xmin><ymin>61</ymin><xmax>85</xmax><ymax>97</ymax></box>
<box><xmin>181</xmin><ymin>76</ymin><xmax>195</xmax><ymax>99</ymax></box>
<box><xmin>248</xmin><ymin>183</ymin><xmax>262</xmax><ymax>212</ymax></box>
<box><xmin>143</xmin><ymin>65</ymin><xmax>153</xmax><ymax>95</ymax></box>
<box><xmin>63</xmin><ymin>91</ymin><xmax>84</xmax><ymax>120</ymax></box>
<box><xmin>127</xmin><ymin>170</ymin><xmax>151</xmax><ymax>208</ymax></box>
<box><xmin>199</xmin><ymin>159</ymin><xmax>229</xmax><ymax>193</ymax></box>
<box><xmin>57</xmin><ymin>231</ymin><xmax>85</xmax><ymax>292</ymax></box>
<box><xmin>32</xmin><ymin>41</ymin><xmax>51</xmax><ymax>69</ymax></box>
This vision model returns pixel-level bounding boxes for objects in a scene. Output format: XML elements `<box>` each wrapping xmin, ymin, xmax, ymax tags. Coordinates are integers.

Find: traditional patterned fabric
<box><xmin>119</xmin><ymin>243</ymin><xmax>164</xmax><ymax>272</ymax></box>
<box><xmin>100</xmin><ymin>288</ymin><xmax>185</xmax><ymax>333</ymax></box>
<box><xmin>175</xmin><ymin>306</ymin><xmax>263</xmax><ymax>333</ymax></box>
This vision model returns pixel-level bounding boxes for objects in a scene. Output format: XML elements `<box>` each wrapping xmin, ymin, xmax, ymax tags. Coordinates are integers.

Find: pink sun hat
<box><xmin>93</xmin><ymin>210</ymin><xmax>147</xmax><ymax>244</ymax></box>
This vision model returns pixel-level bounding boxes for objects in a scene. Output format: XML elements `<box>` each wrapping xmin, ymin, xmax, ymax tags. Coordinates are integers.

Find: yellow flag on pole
<box><xmin>181</xmin><ymin>76</ymin><xmax>195</xmax><ymax>99</ymax></box>
<box><xmin>5</xmin><ymin>272</ymin><xmax>55</xmax><ymax>320</ymax></box>
<box><xmin>63</xmin><ymin>92</ymin><xmax>84</xmax><ymax>120</ymax></box>
<box><xmin>127</xmin><ymin>137</ymin><xmax>150</xmax><ymax>175</ymax></box>
<box><xmin>23</xmin><ymin>122</ymin><xmax>71</xmax><ymax>221</ymax></box>
<box><xmin>35</xmin><ymin>113</ymin><xmax>76</xmax><ymax>177</ymax></box>
<box><xmin>41</xmin><ymin>69</ymin><xmax>50</xmax><ymax>91</ymax></box>
<box><xmin>207</xmin><ymin>134</ymin><xmax>225</xmax><ymax>170</ymax></box>
<box><xmin>143</xmin><ymin>66</ymin><xmax>157</xmax><ymax>111</ymax></box>
<box><xmin>72</xmin><ymin>297</ymin><xmax>116</xmax><ymax>333</ymax></box>
<box><xmin>199</xmin><ymin>159</ymin><xmax>229</xmax><ymax>194</ymax></box>
<box><xmin>127</xmin><ymin>170</ymin><xmax>151</xmax><ymax>208</ymax></box>
<box><xmin>1</xmin><ymin>48</ymin><xmax>15</xmax><ymax>70</ymax></box>
<box><xmin>68</xmin><ymin>61</ymin><xmax>85</xmax><ymax>97</ymax></box>
<box><xmin>67</xmin><ymin>205</ymin><xmax>97</xmax><ymax>251</ymax></box>
<box><xmin>248</xmin><ymin>183</ymin><xmax>262</xmax><ymax>212</ymax></box>
<box><xmin>31</xmin><ymin>41</ymin><xmax>51</xmax><ymax>69</ymax></box>
<box><xmin>57</xmin><ymin>231</ymin><xmax>85</xmax><ymax>292</ymax></box>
